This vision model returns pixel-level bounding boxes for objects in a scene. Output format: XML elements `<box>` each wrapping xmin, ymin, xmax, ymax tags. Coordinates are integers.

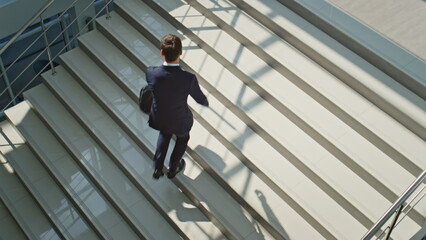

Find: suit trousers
<box><xmin>153</xmin><ymin>131</ymin><xmax>190</xmax><ymax>172</ymax></box>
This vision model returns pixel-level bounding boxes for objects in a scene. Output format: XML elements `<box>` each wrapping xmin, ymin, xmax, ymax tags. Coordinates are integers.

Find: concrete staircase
<box><xmin>1</xmin><ymin>0</ymin><xmax>425</xmax><ymax>239</ymax></box>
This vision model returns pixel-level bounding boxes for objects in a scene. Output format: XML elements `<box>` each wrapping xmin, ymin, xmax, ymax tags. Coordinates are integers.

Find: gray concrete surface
<box><xmin>326</xmin><ymin>0</ymin><xmax>426</xmax><ymax>61</ymax></box>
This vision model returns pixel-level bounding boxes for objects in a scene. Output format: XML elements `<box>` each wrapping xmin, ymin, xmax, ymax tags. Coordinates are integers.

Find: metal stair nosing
<box><xmin>173</xmin><ymin>0</ymin><xmax>426</xmax><ymax>176</ymax></box>
<box><xmin>105</xmin><ymin>3</ymin><xmax>392</xmax><ymax>234</ymax></box>
<box><xmin>47</xmin><ymin>57</ymin><xmax>217</xmax><ymax>240</ymax></box>
<box><xmin>75</xmin><ymin>30</ymin><xmax>302</xmax><ymax>240</ymax></box>
<box><xmin>147</xmin><ymin>0</ymin><xmax>426</xmax><ymax>226</ymax></box>
<box><xmin>93</xmin><ymin>13</ymin><xmax>346</xmax><ymax>239</ymax></box>
<box><xmin>6</xmin><ymin>99</ymin><xmax>133</xmax><ymax>240</ymax></box>
<box><xmin>24</xmin><ymin>84</ymin><xmax>149</xmax><ymax>240</ymax></box>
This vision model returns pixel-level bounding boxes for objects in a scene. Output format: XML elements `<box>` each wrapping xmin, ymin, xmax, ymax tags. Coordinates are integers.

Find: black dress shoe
<box><xmin>152</xmin><ymin>168</ymin><xmax>164</xmax><ymax>179</ymax></box>
<box><xmin>167</xmin><ymin>159</ymin><xmax>186</xmax><ymax>179</ymax></box>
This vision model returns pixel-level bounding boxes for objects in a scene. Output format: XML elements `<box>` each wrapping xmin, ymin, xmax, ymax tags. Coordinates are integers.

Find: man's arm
<box><xmin>145</xmin><ymin>66</ymin><xmax>153</xmax><ymax>86</ymax></box>
<box><xmin>190</xmin><ymin>75</ymin><xmax>209</xmax><ymax>107</ymax></box>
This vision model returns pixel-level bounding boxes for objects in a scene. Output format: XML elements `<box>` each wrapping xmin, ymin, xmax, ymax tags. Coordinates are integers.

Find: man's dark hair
<box><xmin>160</xmin><ymin>34</ymin><xmax>182</xmax><ymax>62</ymax></box>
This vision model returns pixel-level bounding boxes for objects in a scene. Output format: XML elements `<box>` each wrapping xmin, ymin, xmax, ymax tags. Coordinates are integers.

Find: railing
<box><xmin>0</xmin><ymin>0</ymin><xmax>54</xmax><ymax>110</ymax></box>
<box><xmin>0</xmin><ymin>0</ymin><xmax>114</xmax><ymax>119</ymax></box>
<box><xmin>362</xmin><ymin>169</ymin><xmax>426</xmax><ymax>240</ymax></box>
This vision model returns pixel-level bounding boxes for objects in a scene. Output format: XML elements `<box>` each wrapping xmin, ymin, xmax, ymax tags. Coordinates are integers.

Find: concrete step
<box><xmin>98</xmin><ymin>4</ymin><xmax>425</xmax><ymax>239</ymax></box>
<box><xmin>141</xmin><ymin>0</ymin><xmax>426</xmax><ymax>183</ymax></box>
<box><xmin>181</xmin><ymin>0</ymin><xmax>426</xmax><ymax>220</ymax></box>
<box><xmin>221</xmin><ymin>0</ymin><xmax>426</xmax><ymax>131</ymax></box>
<box><xmin>97</xmin><ymin>11</ymin><xmax>342</xmax><ymax>238</ymax></box>
<box><xmin>25</xmin><ymin>81</ymin><xmax>186</xmax><ymax>240</ymax></box>
<box><xmin>101</xmin><ymin>4</ymin><xmax>422</xmax><ymax>239</ymax></box>
<box><xmin>272</xmin><ymin>0</ymin><xmax>426</xmax><ymax>100</ymax></box>
<box><xmin>179</xmin><ymin>0</ymin><xmax>426</xmax><ymax>183</ymax></box>
<box><xmin>195</xmin><ymin>0</ymin><xmax>426</xmax><ymax>161</ymax></box>
<box><xmin>78</xmin><ymin>29</ymin><xmax>324</xmax><ymax>240</ymax></box>
<box><xmin>0</xmin><ymin>196</ymin><xmax>28</xmax><ymax>240</ymax></box>
<box><xmin>125</xmin><ymin>0</ymin><xmax>426</xmax><ymax>230</ymax></box>
<box><xmin>5</xmin><ymin>100</ymin><xmax>141</xmax><ymax>240</ymax></box>
<box><xmin>59</xmin><ymin>40</ymin><xmax>275</xmax><ymax>239</ymax></box>
<box><xmin>125</xmin><ymin>0</ymin><xmax>426</xmax><ymax>225</ymax></box>
<box><xmin>0</xmin><ymin>145</ymin><xmax>59</xmax><ymax>240</ymax></box>
<box><xmin>1</xmin><ymin>0</ymin><xmax>423</xmax><ymax>239</ymax></box>
<box><xmin>95</xmin><ymin>10</ymin><xmax>388</xmax><ymax>239</ymax></box>
<box><xmin>41</xmin><ymin>62</ymin><xmax>225</xmax><ymax>239</ymax></box>
<box><xmin>0</xmin><ymin>120</ymin><xmax>96</xmax><ymax>240</ymax></box>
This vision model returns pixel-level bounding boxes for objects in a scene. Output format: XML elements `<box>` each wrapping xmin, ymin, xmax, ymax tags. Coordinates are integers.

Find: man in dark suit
<box><xmin>147</xmin><ymin>34</ymin><xmax>209</xmax><ymax>179</ymax></box>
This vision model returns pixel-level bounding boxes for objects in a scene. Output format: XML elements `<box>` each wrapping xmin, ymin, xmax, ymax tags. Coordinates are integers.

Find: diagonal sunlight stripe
<box><xmin>0</xmin><ymin>151</ymin><xmax>14</xmax><ymax>173</ymax></box>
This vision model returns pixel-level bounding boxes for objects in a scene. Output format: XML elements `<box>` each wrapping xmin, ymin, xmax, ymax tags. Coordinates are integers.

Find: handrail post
<box><xmin>105</xmin><ymin>0</ymin><xmax>111</xmax><ymax>19</ymax></box>
<box><xmin>362</xmin><ymin>169</ymin><xmax>426</xmax><ymax>240</ymax></box>
<box><xmin>385</xmin><ymin>205</ymin><xmax>403</xmax><ymax>240</ymax></box>
<box><xmin>39</xmin><ymin>16</ymin><xmax>56</xmax><ymax>75</ymax></box>
<box><xmin>0</xmin><ymin>56</ymin><xmax>16</xmax><ymax>105</ymax></box>
<box><xmin>60</xmin><ymin>14</ymin><xmax>72</xmax><ymax>51</ymax></box>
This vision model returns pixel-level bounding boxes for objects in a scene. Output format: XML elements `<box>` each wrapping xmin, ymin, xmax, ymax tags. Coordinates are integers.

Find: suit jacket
<box><xmin>146</xmin><ymin>65</ymin><xmax>209</xmax><ymax>135</ymax></box>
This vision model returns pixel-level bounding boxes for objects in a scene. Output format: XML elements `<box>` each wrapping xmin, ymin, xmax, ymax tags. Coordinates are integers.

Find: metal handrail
<box><xmin>362</xmin><ymin>169</ymin><xmax>426</xmax><ymax>240</ymax></box>
<box><xmin>0</xmin><ymin>0</ymin><xmax>54</xmax><ymax>110</ymax></box>
<box><xmin>1</xmin><ymin>0</ymin><xmax>113</xmax><ymax>115</ymax></box>
<box><xmin>376</xmin><ymin>185</ymin><xmax>426</xmax><ymax>240</ymax></box>
<box><xmin>0</xmin><ymin>0</ymin><xmax>80</xmax><ymax>85</ymax></box>
<box><xmin>384</xmin><ymin>205</ymin><xmax>403</xmax><ymax>240</ymax></box>
<box><xmin>393</xmin><ymin>184</ymin><xmax>426</xmax><ymax>228</ymax></box>
<box><xmin>0</xmin><ymin>0</ymin><xmax>55</xmax><ymax>56</ymax></box>
<box><xmin>0</xmin><ymin>16</ymin><xmax>64</xmax><ymax>50</ymax></box>
<box><xmin>0</xmin><ymin>0</ymin><xmax>113</xmax><ymax>120</ymax></box>
<box><xmin>0</xmin><ymin>0</ymin><xmax>95</xmax><ymax>99</ymax></box>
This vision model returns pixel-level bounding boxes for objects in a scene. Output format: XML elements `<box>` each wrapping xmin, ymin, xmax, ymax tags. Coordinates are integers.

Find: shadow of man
<box><xmin>173</xmin><ymin>145</ymin><xmax>270</xmax><ymax>239</ymax></box>
<box><xmin>175</xmin><ymin>171</ymin><xmax>266</xmax><ymax>240</ymax></box>
<box><xmin>191</xmin><ymin>144</ymin><xmax>291</xmax><ymax>239</ymax></box>
<box><xmin>255</xmin><ymin>190</ymin><xmax>289</xmax><ymax>239</ymax></box>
